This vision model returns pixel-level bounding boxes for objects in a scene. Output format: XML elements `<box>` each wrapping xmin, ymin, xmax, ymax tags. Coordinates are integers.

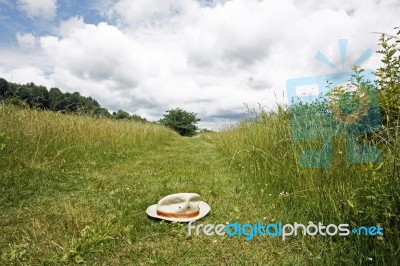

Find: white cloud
<box><xmin>0</xmin><ymin>65</ymin><xmax>52</xmax><ymax>88</ymax></box>
<box><xmin>16</xmin><ymin>33</ymin><xmax>36</xmax><ymax>49</ymax></box>
<box><xmin>106</xmin><ymin>0</ymin><xmax>200</xmax><ymax>26</ymax></box>
<box><xmin>2</xmin><ymin>0</ymin><xmax>400</xmax><ymax>129</ymax></box>
<box><xmin>56</xmin><ymin>16</ymin><xmax>86</xmax><ymax>37</ymax></box>
<box><xmin>16</xmin><ymin>0</ymin><xmax>57</xmax><ymax>19</ymax></box>
<box><xmin>108</xmin><ymin>0</ymin><xmax>176</xmax><ymax>23</ymax></box>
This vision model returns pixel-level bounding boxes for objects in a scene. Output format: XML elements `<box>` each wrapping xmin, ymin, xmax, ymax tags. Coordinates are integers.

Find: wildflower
<box><xmin>278</xmin><ymin>191</ymin><xmax>289</xmax><ymax>198</ymax></box>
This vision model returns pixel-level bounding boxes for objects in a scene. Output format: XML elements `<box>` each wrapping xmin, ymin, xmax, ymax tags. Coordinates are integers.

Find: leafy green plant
<box><xmin>376</xmin><ymin>26</ymin><xmax>400</xmax><ymax>131</ymax></box>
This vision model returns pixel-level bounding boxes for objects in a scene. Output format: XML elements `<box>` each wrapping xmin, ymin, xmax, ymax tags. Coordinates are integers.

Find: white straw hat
<box><xmin>146</xmin><ymin>193</ymin><xmax>210</xmax><ymax>222</ymax></box>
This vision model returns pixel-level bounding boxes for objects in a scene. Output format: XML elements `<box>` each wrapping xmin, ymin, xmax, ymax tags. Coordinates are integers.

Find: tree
<box><xmin>30</xmin><ymin>85</ymin><xmax>50</xmax><ymax>109</ymax></box>
<box><xmin>130</xmin><ymin>114</ymin><xmax>147</xmax><ymax>122</ymax></box>
<box><xmin>49</xmin><ymin>87</ymin><xmax>65</xmax><ymax>111</ymax></box>
<box><xmin>63</xmin><ymin>92</ymin><xmax>82</xmax><ymax>112</ymax></box>
<box><xmin>0</xmin><ymin>78</ymin><xmax>9</xmax><ymax>99</ymax></box>
<box><xmin>113</xmin><ymin>109</ymin><xmax>130</xmax><ymax>119</ymax></box>
<box><xmin>15</xmin><ymin>85</ymin><xmax>31</xmax><ymax>102</ymax></box>
<box><xmin>159</xmin><ymin>108</ymin><xmax>200</xmax><ymax>136</ymax></box>
<box><xmin>94</xmin><ymin>107</ymin><xmax>111</xmax><ymax>118</ymax></box>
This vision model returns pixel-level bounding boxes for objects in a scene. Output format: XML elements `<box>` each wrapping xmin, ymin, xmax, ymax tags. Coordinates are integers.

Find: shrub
<box><xmin>159</xmin><ymin>108</ymin><xmax>200</xmax><ymax>136</ymax></box>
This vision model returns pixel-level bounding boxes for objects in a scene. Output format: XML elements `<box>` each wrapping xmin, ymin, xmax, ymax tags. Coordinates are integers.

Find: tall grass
<box><xmin>0</xmin><ymin>104</ymin><xmax>176</xmax><ymax>164</ymax></box>
<box><xmin>2</xmin><ymin>104</ymin><xmax>271</xmax><ymax>264</ymax></box>
<box><xmin>217</xmin><ymin>107</ymin><xmax>400</xmax><ymax>264</ymax></box>
<box><xmin>0</xmin><ymin>104</ymin><xmax>180</xmax><ymax>264</ymax></box>
<box><xmin>1</xmin><ymin>103</ymin><xmax>399</xmax><ymax>264</ymax></box>
<box><xmin>0</xmin><ymin>104</ymin><xmax>177</xmax><ymax>209</ymax></box>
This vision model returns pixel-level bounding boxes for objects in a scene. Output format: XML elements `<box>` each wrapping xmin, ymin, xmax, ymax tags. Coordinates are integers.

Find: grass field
<box><xmin>1</xmin><ymin>104</ymin><xmax>399</xmax><ymax>265</ymax></box>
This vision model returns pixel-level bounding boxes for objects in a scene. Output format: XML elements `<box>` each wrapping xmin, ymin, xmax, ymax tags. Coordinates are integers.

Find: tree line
<box><xmin>0</xmin><ymin>79</ymin><xmax>147</xmax><ymax>122</ymax></box>
<box><xmin>0</xmin><ymin>79</ymin><xmax>202</xmax><ymax>136</ymax></box>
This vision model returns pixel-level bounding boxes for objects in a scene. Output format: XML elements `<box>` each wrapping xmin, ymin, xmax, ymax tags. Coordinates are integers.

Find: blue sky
<box><xmin>0</xmin><ymin>1</ymin><xmax>104</xmax><ymax>46</ymax></box>
<box><xmin>0</xmin><ymin>0</ymin><xmax>399</xmax><ymax>129</ymax></box>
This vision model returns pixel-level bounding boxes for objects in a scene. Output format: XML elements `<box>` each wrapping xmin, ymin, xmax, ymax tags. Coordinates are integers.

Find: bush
<box><xmin>376</xmin><ymin>26</ymin><xmax>400</xmax><ymax>131</ymax></box>
<box><xmin>159</xmin><ymin>108</ymin><xmax>200</xmax><ymax>136</ymax></box>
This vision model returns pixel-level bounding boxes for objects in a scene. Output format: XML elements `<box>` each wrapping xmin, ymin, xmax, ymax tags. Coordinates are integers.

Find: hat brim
<box><xmin>146</xmin><ymin>201</ymin><xmax>210</xmax><ymax>223</ymax></box>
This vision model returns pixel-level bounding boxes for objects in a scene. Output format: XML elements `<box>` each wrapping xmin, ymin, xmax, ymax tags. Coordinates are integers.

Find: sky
<box><xmin>0</xmin><ymin>0</ymin><xmax>399</xmax><ymax>129</ymax></box>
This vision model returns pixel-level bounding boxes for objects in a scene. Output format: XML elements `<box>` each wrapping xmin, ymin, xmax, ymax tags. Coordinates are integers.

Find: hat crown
<box><xmin>157</xmin><ymin>193</ymin><xmax>201</xmax><ymax>215</ymax></box>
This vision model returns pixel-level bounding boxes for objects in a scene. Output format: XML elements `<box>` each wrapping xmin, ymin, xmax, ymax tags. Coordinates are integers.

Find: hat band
<box><xmin>157</xmin><ymin>210</ymin><xmax>200</xmax><ymax>219</ymax></box>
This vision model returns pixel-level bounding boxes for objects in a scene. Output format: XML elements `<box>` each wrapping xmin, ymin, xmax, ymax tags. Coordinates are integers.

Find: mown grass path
<box><xmin>100</xmin><ymin>136</ymin><xmax>286</xmax><ymax>265</ymax></box>
<box><xmin>2</xmin><ymin>135</ymin><xmax>297</xmax><ymax>265</ymax></box>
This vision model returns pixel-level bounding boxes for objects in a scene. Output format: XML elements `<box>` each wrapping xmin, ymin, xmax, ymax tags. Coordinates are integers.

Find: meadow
<box><xmin>0</xmin><ymin>103</ymin><xmax>399</xmax><ymax>265</ymax></box>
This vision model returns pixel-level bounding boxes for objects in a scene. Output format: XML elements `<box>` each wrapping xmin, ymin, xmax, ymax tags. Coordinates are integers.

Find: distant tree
<box><xmin>30</xmin><ymin>85</ymin><xmax>50</xmax><ymax>109</ymax></box>
<box><xmin>0</xmin><ymin>77</ymin><xmax>147</xmax><ymax>123</ymax></box>
<box><xmin>94</xmin><ymin>107</ymin><xmax>111</xmax><ymax>118</ymax></box>
<box><xmin>49</xmin><ymin>87</ymin><xmax>65</xmax><ymax>111</ymax></box>
<box><xmin>15</xmin><ymin>85</ymin><xmax>31</xmax><ymax>102</ymax></box>
<box><xmin>130</xmin><ymin>113</ymin><xmax>147</xmax><ymax>122</ymax></box>
<box><xmin>6</xmin><ymin>82</ymin><xmax>17</xmax><ymax>98</ymax></box>
<box><xmin>85</xmin><ymin>97</ymin><xmax>101</xmax><ymax>110</ymax></box>
<box><xmin>113</xmin><ymin>109</ymin><xmax>130</xmax><ymax>119</ymax></box>
<box><xmin>63</xmin><ymin>92</ymin><xmax>82</xmax><ymax>112</ymax></box>
<box><xmin>0</xmin><ymin>78</ymin><xmax>9</xmax><ymax>99</ymax></box>
<box><xmin>159</xmin><ymin>108</ymin><xmax>200</xmax><ymax>136</ymax></box>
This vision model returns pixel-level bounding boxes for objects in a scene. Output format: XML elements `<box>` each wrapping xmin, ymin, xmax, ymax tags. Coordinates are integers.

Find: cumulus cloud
<box><xmin>105</xmin><ymin>0</ymin><xmax>202</xmax><ymax>27</ymax></box>
<box><xmin>1</xmin><ymin>0</ymin><xmax>400</xmax><ymax>128</ymax></box>
<box><xmin>17</xmin><ymin>0</ymin><xmax>57</xmax><ymax>19</ymax></box>
<box><xmin>16</xmin><ymin>32</ymin><xmax>36</xmax><ymax>49</ymax></box>
<box><xmin>39</xmin><ymin>16</ymin><xmax>156</xmax><ymax>110</ymax></box>
<box><xmin>108</xmin><ymin>0</ymin><xmax>179</xmax><ymax>24</ymax></box>
<box><xmin>0</xmin><ymin>65</ymin><xmax>51</xmax><ymax>88</ymax></box>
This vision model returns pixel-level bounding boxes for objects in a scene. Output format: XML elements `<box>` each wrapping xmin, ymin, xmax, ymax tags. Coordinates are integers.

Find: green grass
<box><xmin>1</xmin><ymin>104</ymin><xmax>399</xmax><ymax>265</ymax></box>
